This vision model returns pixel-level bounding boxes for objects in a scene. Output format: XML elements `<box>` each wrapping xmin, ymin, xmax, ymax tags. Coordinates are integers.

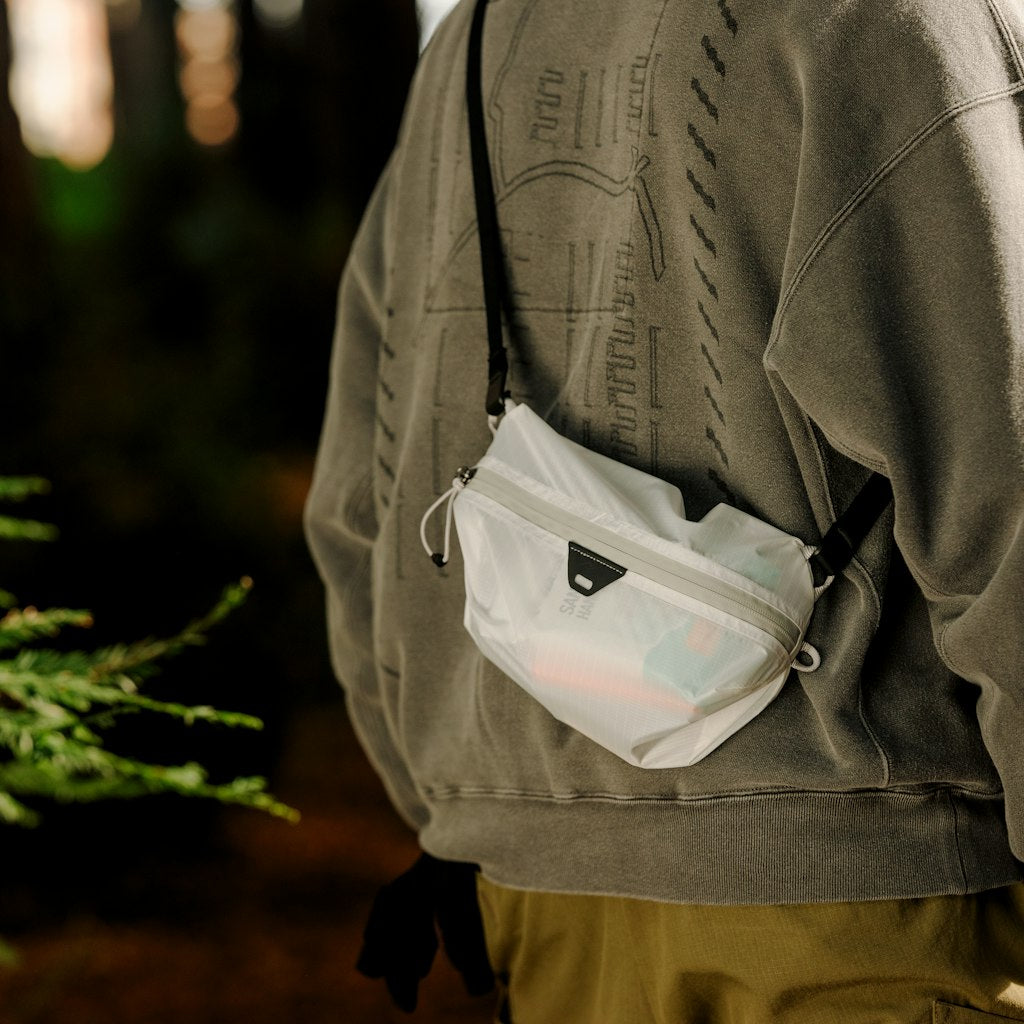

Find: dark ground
<box><xmin>0</xmin><ymin>702</ymin><xmax>496</xmax><ymax>1024</ymax></box>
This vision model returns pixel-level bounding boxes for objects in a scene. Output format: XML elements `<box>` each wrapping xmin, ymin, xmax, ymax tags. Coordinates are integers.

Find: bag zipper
<box><xmin>463</xmin><ymin>464</ymin><xmax>803</xmax><ymax>653</ymax></box>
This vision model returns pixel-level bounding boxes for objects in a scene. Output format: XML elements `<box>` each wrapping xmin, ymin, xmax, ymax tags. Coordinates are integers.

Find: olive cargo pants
<box><xmin>477</xmin><ymin>876</ymin><xmax>1024</xmax><ymax>1023</ymax></box>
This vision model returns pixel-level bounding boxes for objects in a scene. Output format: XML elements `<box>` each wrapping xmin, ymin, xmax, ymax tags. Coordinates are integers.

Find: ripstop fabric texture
<box><xmin>454</xmin><ymin>401</ymin><xmax>818</xmax><ymax>767</ymax></box>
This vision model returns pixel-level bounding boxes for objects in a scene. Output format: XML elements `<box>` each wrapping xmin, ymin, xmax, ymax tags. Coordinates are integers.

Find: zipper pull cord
<box><xmin>419</xmin><ymin>469</ymin><xmax>474</xmax><ymax>567</ymax></box>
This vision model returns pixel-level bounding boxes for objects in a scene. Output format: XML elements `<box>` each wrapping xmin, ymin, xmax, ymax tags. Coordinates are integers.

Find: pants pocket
<box><xmin>934</xmin><ymin>1002</ymin><xmax>1024</xmax><ymax>1023</ymax></box>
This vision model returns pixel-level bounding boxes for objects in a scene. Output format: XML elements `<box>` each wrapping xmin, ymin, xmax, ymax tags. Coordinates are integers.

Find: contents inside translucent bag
<box><xmin>453</xmin><ymin>403</ymin><xmax>816</xmax><ymax>768</ymax></box>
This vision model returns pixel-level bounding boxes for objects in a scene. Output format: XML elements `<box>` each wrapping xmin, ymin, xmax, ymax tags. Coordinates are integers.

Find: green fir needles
<box><xmin>0</xmin><ymin>476</ymin><xmax>298</xmax><ymax>829</ymax></box>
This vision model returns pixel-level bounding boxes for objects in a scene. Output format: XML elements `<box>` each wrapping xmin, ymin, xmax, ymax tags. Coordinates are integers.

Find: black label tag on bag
<box><xmin>567</xmin><ymin>542</ymin><xmax>627</xmax><ymax>596</ymax></box>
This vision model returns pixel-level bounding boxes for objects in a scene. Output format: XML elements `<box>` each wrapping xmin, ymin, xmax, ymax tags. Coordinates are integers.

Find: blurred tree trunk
<box><xmin>304</xmin><ymin>0</ymin><xmax>419</xmax><ymax>217</ymax></box>
<box><xmin>0</xmin><ymin>0</ymin><xmax>52</xmax><ymax>444</ymax></box>
<box><xmin>0</xmin><ymin>1</ymin><xmax>41</xmax><ymax>294</ymax></box>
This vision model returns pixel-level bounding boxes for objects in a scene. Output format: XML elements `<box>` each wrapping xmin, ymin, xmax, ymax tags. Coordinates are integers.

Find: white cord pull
<box><xmin>792</xmin><ymin>642</ymin><xmax>821</xmax><ymax>673</ymax></box>
<box><xmin>419</xmin><ymin>468</ymin><xmax>474</xmax><ymax>567</ymax></box>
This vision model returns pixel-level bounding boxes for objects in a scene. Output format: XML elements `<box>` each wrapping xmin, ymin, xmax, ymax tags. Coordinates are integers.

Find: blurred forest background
<box><xmin>0</xmin><ymin>0</ymin><xmax>493</xmax><ymax>1020</ymax></box>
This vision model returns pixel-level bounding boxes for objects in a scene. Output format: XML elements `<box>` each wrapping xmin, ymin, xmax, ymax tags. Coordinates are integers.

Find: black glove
<box><xmin>356</xmin><ymin>852</ymin><xmax>495</xmax><ymax>1013</ymax></box>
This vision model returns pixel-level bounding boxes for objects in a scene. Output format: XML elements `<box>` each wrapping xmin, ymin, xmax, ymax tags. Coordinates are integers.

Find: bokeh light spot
<box><xmin>174</xmin><ymin>0</ymin><xmax>240</xmax><ymax>147</ymax></box>
<box><xmin>184</xmin><ymin>94</ymin><xmax>240</xmax><ymax>148</ymax></box>
<box><xmin>179</xmin><ymin>54</ymin><xmax>240</xmax><ymax>104</ymax></box>
<box><xmin>173</xmin><ymin>6</ymin><xmax>236</xmax><ymax>63</ymax></box>
<box><xmin>253</xmin><ymin>0</ymin><xmax>302</xmax><ymax>30</ymax></box>
<box><xmin>6</xmin><ymin>0</ymin><xmax>114</xmax><ymax>169</ymax></box>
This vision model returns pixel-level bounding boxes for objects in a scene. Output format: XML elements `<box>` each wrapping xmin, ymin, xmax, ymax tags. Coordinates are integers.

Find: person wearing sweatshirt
<box><xmin>306</xmin><ymin>0</ymin><xmax>1024</xmax><ymax>1019</ymax></box>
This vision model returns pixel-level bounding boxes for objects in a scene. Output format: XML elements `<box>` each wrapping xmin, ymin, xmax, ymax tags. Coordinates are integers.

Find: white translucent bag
<box><xmin>438</xmin><ymin>402</ymin><xmax>823</xmax><ymax>769</ymax></box>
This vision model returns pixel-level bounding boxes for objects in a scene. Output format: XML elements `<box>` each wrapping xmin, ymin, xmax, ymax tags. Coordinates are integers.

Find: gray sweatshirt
<box><xmin>306</xmin><ymin>0</ymin><xmax>1024</xmax><ymax>903</ymax></box>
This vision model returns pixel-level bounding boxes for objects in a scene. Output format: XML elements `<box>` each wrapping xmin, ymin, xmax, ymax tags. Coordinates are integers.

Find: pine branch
<box><xmin>0</xmin><ymin>790</ymin><xmax>39</xmax><ymax>827</ymax></box>
<box><xmin>0</xmin><ymin>478</ymin><xmax>50</xmax><ymax>503</ymax></box>
<box><xmin>0</xmin><ymin>478</ymin><xmax>298</xmax><ymax>836</ymax></box>
<box><xmin>0</xmin><ymin>515</ymin><xmax>57</xmax><ymax>542</ymax></box>
<box><xmin>0</xmin><ymin>576</ymin><xmax>297</xmax><ymax>826</ymax></box>
<box><xmin>0</xmin><ymin>667</ymin><xmax>263</xmax><ymax>728</ymax></box>
<box><xmin>80</xmin><ymin>577</ymin><xmax>252</xmax><ymax>679</ymax></box>
<box><xmin>0</xmin><ymin>478</ymin><xmax>302</xmax><ymax>964</ymax></box>
<box><xmin>0</xmin><ymin>606</ymin><xmax>93</xmax><ymax>653</ymax></box>
<box><xmin>0</xmin><ymin>754</ymin><xmax>298</xmax><ymax>823</ymax></box>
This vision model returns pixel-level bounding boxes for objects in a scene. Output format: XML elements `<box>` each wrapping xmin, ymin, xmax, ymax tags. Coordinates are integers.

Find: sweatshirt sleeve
<box><xmin>765</xmin><ymin>95</ymin><xmax>1024</xmax><ymax>858</ymax></box>
<box><xmin>304</xmin><ymin>162</ymin><xmax>430</xmax><ymax>831</ymax></box>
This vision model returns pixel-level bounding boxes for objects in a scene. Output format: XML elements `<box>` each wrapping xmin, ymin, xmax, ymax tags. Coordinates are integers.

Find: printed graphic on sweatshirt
<box><xmin>490</xmin><ymin>0</ymin><xmax>670</xmax><ymax>291</ymax></box>
<box><xmin>423</xmin><ymin>0</ymin><xmax>670</xmax><ymax>479</ymax></box>
<box><xmin>424</xmin><ymin>0</ymin><xmax>669</xmax><ymax>317</ymax></box>
<box><xmin>684</xmin><ymin>2</ymin><xmax>740</xmax><ymax>506</ymax></box>
<box><xmin>419</xmin><ymin>0</ymin><xmax>747</xmax><ymax>510</ymax></box>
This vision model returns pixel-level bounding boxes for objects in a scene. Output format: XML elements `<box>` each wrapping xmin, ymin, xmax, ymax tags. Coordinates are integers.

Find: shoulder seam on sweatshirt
<box><xmin>768</xmin><ymin>80</ymin><xmax>1024</xmax><ymax>355</ymax></box>
<box><xmin>986</xmin><ymin>0</ymin><xmax>1024</xmax><ymax>82</ymax></box>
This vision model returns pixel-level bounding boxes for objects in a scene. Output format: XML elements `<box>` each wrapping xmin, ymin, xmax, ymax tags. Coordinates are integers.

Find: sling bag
<box><xmin>420</xmin><ymin>0</ymin><xmax>893</xmax><ymax>768</ymax></box>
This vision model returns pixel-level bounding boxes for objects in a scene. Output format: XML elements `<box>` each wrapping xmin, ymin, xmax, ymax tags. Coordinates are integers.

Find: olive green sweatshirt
<box><xmin>305</xmin><ymin>0</ymin><xmax>1024</xmax><ymax>903</ymax></box>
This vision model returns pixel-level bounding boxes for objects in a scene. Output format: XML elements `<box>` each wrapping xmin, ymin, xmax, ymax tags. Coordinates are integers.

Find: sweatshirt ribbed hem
<box><xmin>419</xmin><ymin>787</ymin><xmax>1023</xmax><ymax>904</ymax></box>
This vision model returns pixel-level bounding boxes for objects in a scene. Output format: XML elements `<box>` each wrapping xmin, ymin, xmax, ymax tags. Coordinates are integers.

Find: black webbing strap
<box><xmin>466</xmin><ymin>0</ymin><xmax>510</xmax><ymax>416</ymax></box>
<box><xmin>463</xmin><ymin>0</ymin><xmax>892</xmax><ymax>573</ymax></box>
<box><xmin>810</xmin><ymin>471</ymin><xmax>894</xmax><ymax>579</ymax></box>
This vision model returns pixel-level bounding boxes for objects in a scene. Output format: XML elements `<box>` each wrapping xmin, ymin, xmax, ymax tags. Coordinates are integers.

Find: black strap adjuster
<box><xmin>810</xmin><ymin>473</ymin><xmax>894</xmax><ymax>580</ymax></box>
